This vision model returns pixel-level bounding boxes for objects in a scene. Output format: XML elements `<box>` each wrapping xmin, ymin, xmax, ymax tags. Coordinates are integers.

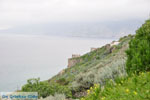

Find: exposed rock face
<box><xmin>68</xmin><ymin>58</ymin><xmax>82</xmax><ymax>68</ymax></box>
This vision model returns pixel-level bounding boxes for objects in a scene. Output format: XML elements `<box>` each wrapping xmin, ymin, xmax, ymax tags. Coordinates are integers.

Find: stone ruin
<box><xmin>67</xmin><ymin>54</ymin><xmax>81</xmax><ymax>68</ymax></box>
<box><xmin>72</xmin><ymin>54</ymin><xmax>81</xmax><ymax>58</ymax></box>
<box><xmin>90</xmin><ymin>47</ymin><xmax>97</xmax><ymax>51</ymax></box>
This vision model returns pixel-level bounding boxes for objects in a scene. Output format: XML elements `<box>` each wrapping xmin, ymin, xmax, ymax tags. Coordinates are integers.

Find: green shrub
<box><xmin>49</xmin><ymin>83</ymin><xmax>72</xmax><ymax>98</ymax></box>
<box><xmin>72</xmin><ymin>56</ymin><xmax>127</xmax><ymax>92</ymax></box>
<box><xmin>22</xmin><ymin>78</ymin><xmax>52</xmax><ymax>98</ymax></box>
<box><xmin>56</xmin><ymin>78</ymin><xmax>69</xmax><ymax>85</ymax></box>
<box><xmin>22</xmin><ymin>78</ymin><xmax>72</xmax><ymax>98</ymax></box>
<box><xmin>81</xmin><ymin>72</ymin><xmax>150</xmax><ymax>100</ymax></box>
<box><xmin>126</xmin><ymin>19</ymin><xmax>150</xmax><ymax>74</ymax></box>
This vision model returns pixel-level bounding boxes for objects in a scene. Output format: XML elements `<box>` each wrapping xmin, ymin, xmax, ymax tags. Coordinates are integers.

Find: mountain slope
<box><xmin>48</xmin><ymin>35</ymin><xmax>133</xmax><ymax>98</ymax></box>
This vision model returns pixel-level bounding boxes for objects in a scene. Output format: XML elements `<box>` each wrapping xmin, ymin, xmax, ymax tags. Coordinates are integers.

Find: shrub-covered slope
<box><xmin>81</xmin><ymin>19</ymin><xmax>150</xmax><ymax>100</ymax></box>
<box><xmin>22</xmin><ymin>19</ymin><xmax>149</xmax><ymax>100</ymax></box>
<box><xmin>22</xmin><ymin>35</ymin><xmax>133</xmax><ymax>99</ymax></box>
<box><xmin>48</xmin><ymin>35</ymin><xmax>133</xmax><ymax>98</ymax></box>
<box><xmin>81</xmin><ymin>72</ymin><xmax>150</xmax><ymax>100</ymax></box>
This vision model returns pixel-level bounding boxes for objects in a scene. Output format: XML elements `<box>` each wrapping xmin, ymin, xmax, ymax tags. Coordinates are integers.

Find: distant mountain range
<box><xmin>0</xmin><ymin>19</ymin><xmax>144</xmax><ymax>38</ymax></box>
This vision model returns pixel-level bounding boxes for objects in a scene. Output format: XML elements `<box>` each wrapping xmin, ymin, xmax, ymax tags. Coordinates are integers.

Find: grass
<box><xmin>81</xmin><ymin>72</ymin><xmax>150</xmax><ymax>100</ymax></box>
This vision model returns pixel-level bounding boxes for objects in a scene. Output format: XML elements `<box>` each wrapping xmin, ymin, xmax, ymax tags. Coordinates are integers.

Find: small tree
<box><xmin>22</xmin><ymin>78</ymin><xmax>53</xmax><ymax>98</ymax></box>
<box><xmin>22</xmin><ymin>78</ymin><xmax>72</xmax><ymax>98</ymax></box>
<box><xmin>126</xmin><ymin>19</ymin><xmax>150</xmax><ymax>74</ymax></box>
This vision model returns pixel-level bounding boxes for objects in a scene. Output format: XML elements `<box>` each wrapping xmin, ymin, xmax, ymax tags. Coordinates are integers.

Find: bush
<box><xmin>49</xmin><ymin>83</ymin><xmax>72</xmax><ymax>98</ymax></box>
<box><xmin>126</xmin><ymin>19</ymin><xmax>150</xmax><ymax>74</ymax></box>
<box><xmin>56</xmin><ymin>78</ymin><xmax>69</xmax><ymax>85</ymax></box>
<box><xmin>72</xmin><ymin>57</ymin><xmax>127</xmax><ymax>92</ymax></box>
<box><xmin>81</xmin><ymin>72</ymin><xmax>150</xmax><ymax>100</ymax></box>
<box><xmin>22</xmin><ymin>78</ymin><xmax>72</xmax><ymax>98</ymax></box>
<box><xmin>22</xmin><ymin>78</ymin><xmax>52</xmax><ymax>98</ymax></box>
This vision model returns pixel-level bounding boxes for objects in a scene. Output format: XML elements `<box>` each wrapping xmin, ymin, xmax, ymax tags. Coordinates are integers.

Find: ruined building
<box><xmin>68</xmin><ymin>54</ymin><xmax>81</xmax><ymax>68</ymax></box>
<box><xmin>90</xmin><ymin>47</ymin><xmax>97</xmax><ymax>51</ymax></box>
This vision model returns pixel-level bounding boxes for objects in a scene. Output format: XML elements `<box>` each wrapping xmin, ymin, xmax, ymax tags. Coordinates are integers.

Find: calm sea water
<box><xmin>0</xmin><ymin>35</ymin><xmax>114</xmax><ymax>91</ymax></box>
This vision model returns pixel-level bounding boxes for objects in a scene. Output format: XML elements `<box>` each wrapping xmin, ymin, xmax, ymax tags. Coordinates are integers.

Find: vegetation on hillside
<box><xmin>22</xmin><ymin>78</ymin><xmax>51</xmax><ymax>98</ymax></box>
<box><xmin>126</xmin><ymin>19</ymin><xmax>150</xmax><ymax>74</ymax></box>
<box><xmin>21</xmin><ymin>34</ymin><xmax>132</xmax><ymax>99</ymax></box>
<box><xmin>22</xmin><ymin>78</ymin><xmax>72</xmax><ymax>98</ymax></box>
<box><xmin>80</xmin><ymin>19</ymin><xmax>150</xmax><ymax>100</ymax></box>
<box><xmin>21</xmin><ymin>19</ymin><xmax>150</xmax><ymax>100</ymax></box>
<box><xmin>81</xmin><ymin>72</ymin><xmax>150</xmax><ymax>100</ymax></box>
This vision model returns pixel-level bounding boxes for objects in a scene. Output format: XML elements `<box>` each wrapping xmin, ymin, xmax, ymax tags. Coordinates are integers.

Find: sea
<box><xmin>0</xmin><ymin>34</ymin><xmax>115</xmax><ymax>91</ymax></box>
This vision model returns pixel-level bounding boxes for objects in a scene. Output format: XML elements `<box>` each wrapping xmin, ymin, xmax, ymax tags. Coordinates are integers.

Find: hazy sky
<box><xmin>0</xmin><ymin>0</ymin><xmax>150</xmax><ymax>36</ymax></box>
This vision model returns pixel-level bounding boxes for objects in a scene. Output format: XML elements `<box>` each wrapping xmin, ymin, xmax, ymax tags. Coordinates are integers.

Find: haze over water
<box><xmin>0</xmin><ymin>35</ymin><xmax>114</xmax><ymax>91</ymax></box>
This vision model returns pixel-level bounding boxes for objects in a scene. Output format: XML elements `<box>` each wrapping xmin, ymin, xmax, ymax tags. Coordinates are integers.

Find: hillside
<box><xmin>81</xmin><ymin>19</ymin><xmax>150</xmax><ymax>100</ymax></box>
<box><xmin>21</xmin><ymin>34</ymin><xmax>133</xmax><ymax>99</ymax></box>
<box><xmin>47</xmin><ymin>35</ymin><xmax>133</xmax><ymax>98</ymax></box>
<box><xmin>21</xmin><ymin>19</ymin><xmax>150</xmax><ymax>100</ymax></box>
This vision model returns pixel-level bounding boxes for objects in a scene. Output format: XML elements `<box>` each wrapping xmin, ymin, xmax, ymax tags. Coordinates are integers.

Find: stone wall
<box><xmin>68</xmin><ymin>58</ymin><xmax>82</xmax><ymax>68</ymax></box>
<box><xmin>72</xmin><ymin>54</ymin><xmax>80</xmax><ymax>58</ymax></box>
